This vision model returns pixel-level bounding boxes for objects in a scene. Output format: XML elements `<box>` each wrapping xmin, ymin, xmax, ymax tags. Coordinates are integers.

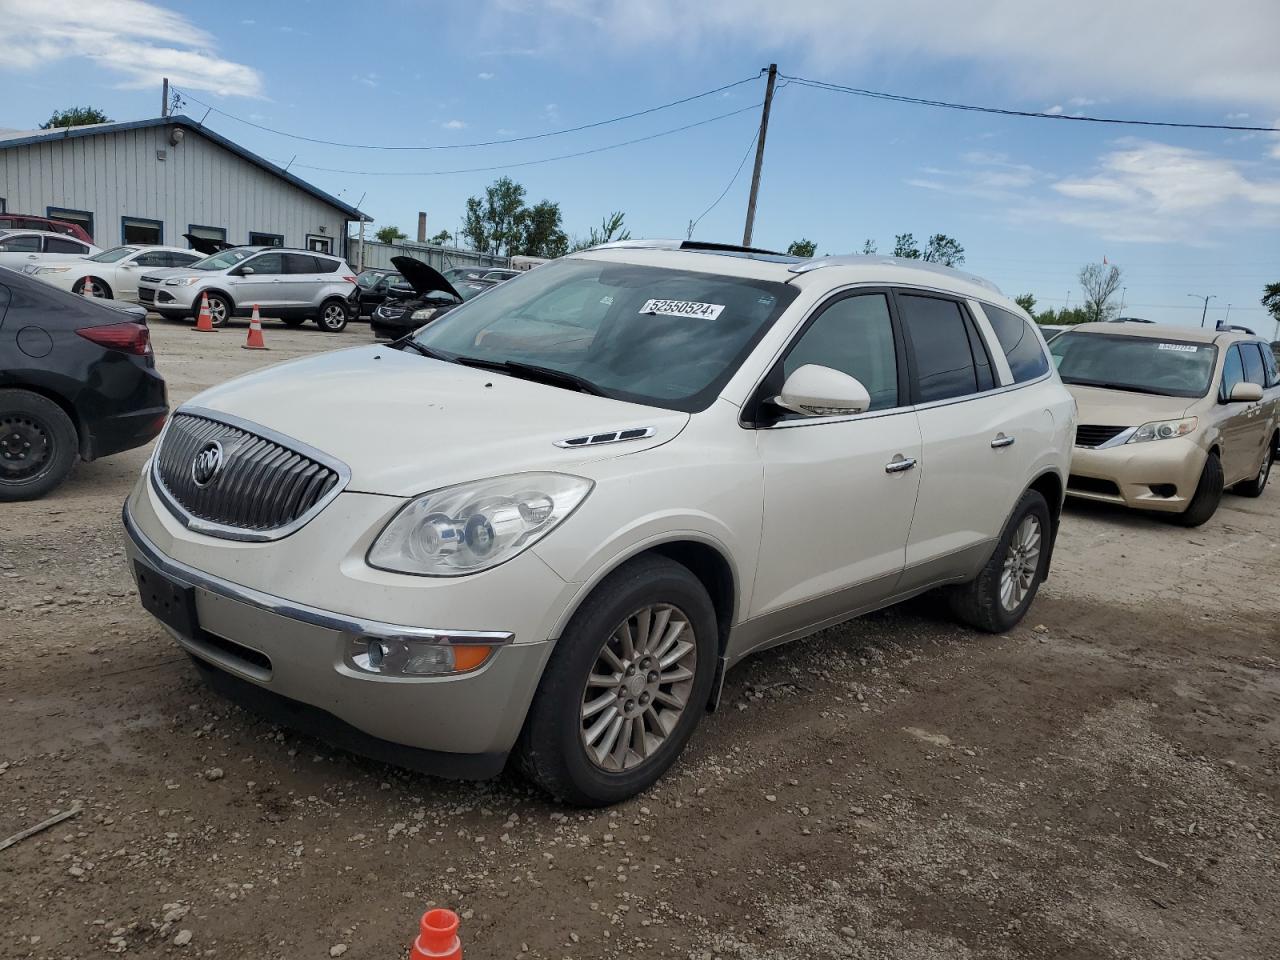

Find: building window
<box><xmin>47</xmin><ymin>206</ymin><xmax>94</xmax><ymax>243</ymax></box>
<box><xmin>0</xmin><ymin>198</ymin><xmax>6</xmax><ymax>214</ymax></box>
<box><xmin>122</xmin><ymin>216</ymin><xmax>163</xmax><ymax>245</ymax></box>
<box><xmin>249</xmin><ymin>232</ymin><xmax>284</xmax><ymax>247</ymax></box>
<box><xmin>187</xmin><ymin>224</ymin><xmax>227</xmax><ymax>246</ymax></box>
<box><xmin>305</xmin><ymin>234</ymin><xmax>333</xmax><ymax>254</ymax></box>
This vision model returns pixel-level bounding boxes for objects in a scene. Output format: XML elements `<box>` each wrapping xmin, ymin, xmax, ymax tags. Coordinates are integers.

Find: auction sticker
<box><xmin>1157</xmin><ymin>343</ymin><xmax>1199</xmax><ymax>353</ymax></box>
<box><xmin>640</xmin><ymin>299</ymin><xmax>725</xmax><ymax>320</ymax></box>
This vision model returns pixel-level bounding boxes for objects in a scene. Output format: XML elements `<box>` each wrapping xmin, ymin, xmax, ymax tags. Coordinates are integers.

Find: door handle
<box><xmin>884</xmin><ymin>455</ymin><xmax>917</xmax><ymax>474</ymax></box>
<box><xmin>990</xmin><ymin>433</ymin><xmax>1016</xmax><ymax>448</ymax></box>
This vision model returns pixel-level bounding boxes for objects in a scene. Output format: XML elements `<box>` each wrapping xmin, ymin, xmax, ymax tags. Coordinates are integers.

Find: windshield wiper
<box><xmin>1061</xmin><ymin>378</ymin><xmax>1169</xmax><ymax>396</ymax></box>
<box><xmin>452</xmin><ymin>356</ymin><xmax>607</xmax><ymax>397</ymax></box>
<box><xmin>396</xmin><ymin>338</ymin><xmax>449</xmax><ymax>361</ymax></box>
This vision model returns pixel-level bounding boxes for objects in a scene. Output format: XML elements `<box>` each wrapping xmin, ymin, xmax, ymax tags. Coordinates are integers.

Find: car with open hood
<box><xmin>1052</xmin><ymin>322</ymin><xmax>1279</xmax><ymax>525</ymax></box>
<box><xmin>123</xmin><ymin>240</ymin><xmax>1073</xmax><ymax>805</ymax></box>
<box><xmin>369</xmin><ymin>256</ymin><xmax>498</xmax><ymax>339</ymax></box>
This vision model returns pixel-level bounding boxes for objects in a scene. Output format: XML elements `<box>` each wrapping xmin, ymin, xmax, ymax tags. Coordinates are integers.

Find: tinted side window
<box><xmin>782</xmin><ymin>293</ymin><xmax>899</xmax><ymax>412</ymax></box>
<box><xmin>284</xmin><ymin>253</ymin><xmax>319</xmax><ymax>274</ymax></box>
<box><xmin>1220</xmin><ymin>345</ymin><xmax>1244</xmax><ymax>399</ymax></box>
<box><xmin>169</xmin><ymin>252</ymin><xmax>202</xmax><ymax>267</ymax></box>
<box><xmin>133</xmin><ymin>251</ymin><xmax>170</xmax><ymax>267</ymax></box>
<box><xmin>898</xmin><ymin>294</ymin><xmax>979</xmax><ymax>402</ymax></box>
<box><xmin>246</xmin><ymin>252</ymin><xmax>284</xmax><ymax>275</ymax></box>
<box><xmin>1262</xmin><ymin>343</ymin><xmax>1280</xmax><ymax>387</ymax></box>
<box><xmin>45</xmin><ymin>237</ymin><xmax>86</xmax><ymax>253</ymax></box>
<box><xmin>0</xmin><ymin>235</ymin><xmax>40</xmax><ymax>252</ymax></box>
<box><xmin>1240</xmin><ymin>343</ymin><xmax>1267</xmax><ymax>387</ymax></box>
<box><xmin>314</xmin><ymin>256</ymin><xmax>340</xmax><ymax>273</ymax></box>
<box><xmin>985</xmin><ymin>304</ymin><xmax>1051</xmax><ymax>383</ymax></box>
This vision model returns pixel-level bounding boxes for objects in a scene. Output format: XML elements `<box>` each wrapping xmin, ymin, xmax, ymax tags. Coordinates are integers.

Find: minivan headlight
<box><xmin>368</xmin><ymin>472</ymin><xmax>593</xmax><ymax>576</ymax></box>
<box><xmin>1127</xmin><ymin>417</ymin><xmax>1197</xmax><ymax>443</ymax></box>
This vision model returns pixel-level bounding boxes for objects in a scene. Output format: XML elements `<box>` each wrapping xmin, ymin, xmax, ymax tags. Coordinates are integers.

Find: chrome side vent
<box><xmin>554</xmin><ymin>427</ymin><xmax>655</xmax><ymax>449</ymax></box>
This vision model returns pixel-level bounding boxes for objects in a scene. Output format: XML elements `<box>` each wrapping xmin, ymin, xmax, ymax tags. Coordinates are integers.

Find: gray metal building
<box><xmin>0</xmin><ymin>115</ymin><xmax>367</xmax><ymax>256</ymax></box>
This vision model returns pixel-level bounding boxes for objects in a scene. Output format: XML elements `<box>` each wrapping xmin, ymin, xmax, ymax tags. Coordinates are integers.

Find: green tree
<box><xmin>786</xmin><ymin>238</ymin><xmax>817</xmax><ymax>258</ymax></box>
<box><xmin>861</xmin><ymin>239</ymin><xmax>878</xmax><ymax>255</ymax></box>
<box><xmin>570</xmin><ymin>211</ymin><xmax>632</xmax><ymax>252</ymax></box>
<box><xmin>922</xmin><ymin>234</ymin><xmax>965</xmax><ymax>266</ymax></box>
<box><xmin>40</xmin><ymin>106</ymin><xmax>110</xmax><ymax>129</ymax></box>
<box><xmin>892</xmin><ymin>233</ymin><xmax>921</xmax><ymax>259</ymax></box>
<box><xmin>519</xmin><ymin>200</ymin><xmax>569</xmax><ymax>258</ymax></box>
<box><xmin>1262</xmin><ymin>282</ymin><xmax>1280</xmax><ymax>324</ymax></box>
<box><xmin>1015</xmin><ymin>293</ymin><xmax>1037</xmax><ymax>313</ymax></box>
<box><xmin>374</xmin><ymin>225</ymin><xmax>407</xmax><ymax>244</ymax></box>
<box><xmin>1078</xmin><ymin>262</ymin><xmax>1124</xmax><ymax>322</ymax></box>
<box><xmin>463</xmin><ymin>176</ymin><xmax>527</xmax><ymax>256</ymax></box>
<box><xmin>428</xmin><ymin>229</ymin><xmax>452</xmax><ymax>246</ymax></box>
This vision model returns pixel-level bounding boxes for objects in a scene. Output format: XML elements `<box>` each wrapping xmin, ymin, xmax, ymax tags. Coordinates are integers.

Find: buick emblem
<box><xmin>191</xmin><ymin>440</ymin><xmax>225</xmax><ymax>487</ymax></box>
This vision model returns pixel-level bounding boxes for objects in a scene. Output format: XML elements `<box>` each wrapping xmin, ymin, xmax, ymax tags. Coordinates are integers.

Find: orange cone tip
<box><xmin>410</xmin><ymin>908</ymin><xmax>461</xmax><ymax>960</ymax></box>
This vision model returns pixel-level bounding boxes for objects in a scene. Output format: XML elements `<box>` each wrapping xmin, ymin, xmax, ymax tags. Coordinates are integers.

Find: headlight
<box><xmin>410</xmin><ymin>307</ymin><xmax>438</xmax><ymax>321</ymax></box>
<box><xmin>164</xmin><ymin>277</ymin><xmax>200</xmax><ymax>286</ymax></box>
<box><xmin>35</xmin><ymin>266</ymin><xmax>71</xmax><ymax>275</ymax></box>
<box><xmin>368</xmin><ymin>472</ymin><xmax>593</xmax><ymax>576</ymax></box>
<box><xmin>1127</xmin><ymin>417</ymin><xmax>1197</xmax><ymax>443</ymax></box>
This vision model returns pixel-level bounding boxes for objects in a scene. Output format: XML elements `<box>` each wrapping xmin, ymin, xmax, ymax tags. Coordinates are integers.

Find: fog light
<box><xmin>348</xmin><ymin>636</ymin><xmax>496</xmax><ymax>676</ymax></box>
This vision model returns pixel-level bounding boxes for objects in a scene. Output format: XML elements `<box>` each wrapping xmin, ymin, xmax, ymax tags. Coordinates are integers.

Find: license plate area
<box><xmin>134</xmin><ymin>559</ymin><xmax>198</xmax><ymax>637</ymax></box>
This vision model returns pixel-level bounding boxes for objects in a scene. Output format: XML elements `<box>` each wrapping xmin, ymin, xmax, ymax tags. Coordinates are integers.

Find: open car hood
<box><xmin>183</xmin><ymin>233</ymin><xmax>235</xmax><ymax>255</ymax></box>
<box><xmin>391</xmin><ymin>256</ymin><xmax>461</xmax><ymax>300</ymax></box>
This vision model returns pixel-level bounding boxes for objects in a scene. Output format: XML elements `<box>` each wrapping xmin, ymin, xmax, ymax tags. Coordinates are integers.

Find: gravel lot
<box><xmin>2</xmin><ymin>316</ymin><xmax>1278</xmax><ymax>959</ymax></box>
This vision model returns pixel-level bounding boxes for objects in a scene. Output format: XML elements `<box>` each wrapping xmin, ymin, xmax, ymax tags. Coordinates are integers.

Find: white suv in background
<box><xmin>123</xmin><ymin>241</ymin><xmax>1074</xmax><ymax>805</ymax></box>
<box><xmin>137</xmin><ymin>246</ymin><xmax>359</xmax><ymax>331</ymax></box>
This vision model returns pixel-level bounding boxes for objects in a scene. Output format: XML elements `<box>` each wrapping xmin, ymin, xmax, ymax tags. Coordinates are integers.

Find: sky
<box><xmin>1</xmin><ymin>0</ymin><xmax>1278</xmax><ymax>335</ymax></box>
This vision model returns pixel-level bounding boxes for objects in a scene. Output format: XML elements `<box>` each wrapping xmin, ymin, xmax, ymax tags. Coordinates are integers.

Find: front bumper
<box><xmin>122</xmin><ymin>499</ymin><xmax>560</xmax><ymax>777</ymax></box>
<box><xmin>1067</xmin><ymin>437</ymin><xmax>1207</xmax><ymax>513</ymax></box>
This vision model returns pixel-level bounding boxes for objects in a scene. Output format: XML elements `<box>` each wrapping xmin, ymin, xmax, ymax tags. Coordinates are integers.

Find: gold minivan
<box><xmin>1050</xmin><ymin>322</ymin><xmax>1279</xmax><ymax>526</ymax></box>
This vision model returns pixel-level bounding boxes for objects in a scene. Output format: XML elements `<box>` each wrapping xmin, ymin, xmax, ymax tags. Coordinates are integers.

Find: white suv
<box><xmin>136</xmin><ymin>246</ymin><xmax>358</xmax><ymax>331</ymax></box>
<box><xmin>123</xmin><ymin>241</ymin><xmax>1074</xmax><ymax>805</ymax></box>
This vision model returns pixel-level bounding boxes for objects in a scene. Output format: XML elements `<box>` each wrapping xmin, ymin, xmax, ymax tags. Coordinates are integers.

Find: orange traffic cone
<box><xmin>409</xmin><ymin>908</ymin><xmax>461</xmax><ymax>960</ymax></box>
<box><xmin>193</xmin><ymin>292</ymin><xmax>216</xmax><ymax>333</ymax></box>
<box><xmin>243</xmin><ymin>304</ymin><xmax>268</xmax><ymax>350</ymax></box>
<box><xmin>82</xmin><ymin>278</ymin><xmax>95</xmax><ymax>298</ymax></box>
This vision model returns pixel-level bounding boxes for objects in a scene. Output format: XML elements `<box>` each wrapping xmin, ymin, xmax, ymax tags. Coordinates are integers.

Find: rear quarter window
<box><xmin>983</xmin><ymin>303</ymin><xmax>1051</xmax><ymax>383</ymax></box>
<box><xmin>314</xmin><ymin>256</ymin><xmax>340</xmax><ymax>273</ymax></box>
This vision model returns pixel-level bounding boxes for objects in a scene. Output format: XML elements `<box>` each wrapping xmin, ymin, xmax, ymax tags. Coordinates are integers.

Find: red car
<box><xmin>0</xmin><ymin>214</ymin><xmax>93</xmax><ymax>244</ymax></box>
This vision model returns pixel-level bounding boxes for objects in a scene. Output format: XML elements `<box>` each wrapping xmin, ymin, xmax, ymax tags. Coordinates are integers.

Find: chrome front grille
<box><xmin>152</xmin><ymin>410</ymin><xmax>348</xmax><ymax>541</ymax></box>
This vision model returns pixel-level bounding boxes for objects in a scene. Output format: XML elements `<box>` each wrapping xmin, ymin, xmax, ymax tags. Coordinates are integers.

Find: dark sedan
<box><xmin>370</xmin><ymin>256</ymin><xmax>498</xmax><ymax>339</ymax></box>
<box><xmin>1</xmin><ymin>266</ymin><xmax>167</xmax><ymax>499</ymax></box>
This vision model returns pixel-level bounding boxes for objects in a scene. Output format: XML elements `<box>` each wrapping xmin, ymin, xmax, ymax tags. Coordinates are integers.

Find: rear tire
<box><xmin>316</xmin><ymin>299</ymin><xmax>350</xmax><ymax>332</ymax></box>
<box><xmin>0</xmin><ymin>389</ymin><xmax>77</xmax><ymax>501</ymax></box>
<box><xmin>948</xmin><ymin>490</ymin><xmax>1051</xmax><ymax>633</ymax></box>
<box><xmin>1173</xmin><ymin>451</ymin><xmax>1223</xmax><ymax>526</ymax></box>
<box><xmin>1231</xmin><ymin>436</ymin><xmax>1274</xmax><ymax>498</ymax></box>
<box><xmin>517</xmin><ymin>555</ymin><xmax>717</xmax><ymax>806</ymax></box>
<box><xmin>72</xmin><ymin>276</ymin><xmax>112</xmax><ymax>298</ymax></box>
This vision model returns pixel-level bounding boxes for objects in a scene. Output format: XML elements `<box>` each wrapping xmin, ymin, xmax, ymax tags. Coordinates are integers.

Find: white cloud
<box><xmin>1225</xmin><ymin>112</ymin><xmax>1250</xmax><ymax>120</ymax></box>
<box><xmin>353</xmin><ymin>72</ymin><xmax>378</xmax><ymax>88</ymax></box>
<box><xmin>1044</xmin><ymin>104</ymin><xmax>1065</xmax><ymax>115</ymax></box>
<box><xmin>498</xmin><ymin>0</ymin><xmax>1280</xmax><ymax>109</ymax></box>
<box><xmin>0</xmin><ymin>0</ymin><xmax>263</xmax><ymax>97</ymax></box>
<box><xmin>477</xmin><ymin>71</ymin><xmax>495</xmax><ymax>80</ymax></box>
<box><xmin>496</xmin><ymin>127</ymin><xmax>516</xmax><ymax>135</ymax></box>
<box><xmin>543</xmin><ymin>103</ymin><xmax>560</xmax><ymax>121</ymax></box>
<box><xmin>442</xmin><ymin>119</ymin><xmax>467</xmax><ymax>130</ymax></box>
<box><xmin>1069</xmin><ymin>96</ymin><xmax>1099</xmax><ymax>107</ymax></box>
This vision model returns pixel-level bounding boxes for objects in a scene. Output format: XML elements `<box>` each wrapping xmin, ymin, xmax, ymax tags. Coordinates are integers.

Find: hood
<box><xmin>184</xmin><ymin>345</ymin><xmax>689</xmax><ymax>496</ymax></box>
<box><xmin>137</xmin><ymin>266</ymin><xmax>202</xmax><ymax>281</ymax></box>
<box><xmin>391</xmin><ymin>256</ymin><xmax>461</xmax><ymax>300</ymax></box>
<box><xmin>183</xmin><ymin>233</ymin><xmax>234</xmax><ymax>255</ymax></box>
<box><xmin>1067</xmin><ymin>384</ymin><xmax>1196</xmax><ymax>427</ymax></box>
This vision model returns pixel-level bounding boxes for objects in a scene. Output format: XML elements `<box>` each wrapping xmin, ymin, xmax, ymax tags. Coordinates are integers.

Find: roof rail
<box><xmin>787</xmin><ymin>254</ymin><xmax>1003</xmax><ymax>294</ymax></box>
<box><xmin>585</xmin><ymin>238</ymin><xmax>796</xmax><ymax>260</ymax></box>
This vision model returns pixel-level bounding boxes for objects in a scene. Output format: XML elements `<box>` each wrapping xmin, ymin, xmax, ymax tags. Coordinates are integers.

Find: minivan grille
<box><xmin>153</xmin><ymin>413</ymin><xmax>344</xmax><ymax>539</ymax></box>
<box><xmin>1074</xmin><ymin>424</ymin><xmax>1129</xmax><ymax>448</ymax></box>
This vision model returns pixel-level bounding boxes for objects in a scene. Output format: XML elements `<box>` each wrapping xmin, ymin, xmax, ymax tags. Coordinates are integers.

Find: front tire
<box><xmin>517</xmin><ymin>555</ymin><xmax>717</xmax><ymax>806</ymax></box>
<box><xmin>948</xmin><ymin>489</ymin><xmax>1051</xmax><ymax>633</ymax></box>
<box><xmin>197</xmin><ymin>292</ymin><xmax>232</xmax><ymax>328</ymax></box>
<box><xmin>1173</xmin><ymin>451</ymin><xmax>1223</xmax><ymax>526</ymax></box>
<box><xmin>72</xmin><ymin>277</ymin><xmax>112</xmax><ymax>298</ymax></box>
<box><xmin>1231</xmin><ymin>436</ymin><xmax>1274</xmax><ymax>498</ymax></box>
<box><xmin>0</xmin><ymin>389</ymin><xmax>78</xmax><ymax>501</ymax></box>
<box><xmin>316</xmin><ymin>299</ymin><xmax>350</xmax><ymax>332</ymax></box>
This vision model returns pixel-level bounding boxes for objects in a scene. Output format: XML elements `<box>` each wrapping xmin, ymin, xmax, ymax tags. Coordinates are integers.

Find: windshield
<box><xmin>412</xmin><ymin>258</ymin><xmax>798</xmax><ymax>411</ymax></box>
<box><xmin>1050</xmin><ymin>331</ymin><xmax>1217</xmax><ymax>398</ymax></box>
<box><xmin>456</xmin><ymin>280</ymin><xmax>494</xmax><ymax>301</ymax></box>
<box><xmin>192</xmin><ymin>248</ymin><xmax>254</xmax><ymax>271</ymax></box>
<box><xmin>88</xmin><ymin>246</ymin><xmax>139</xmax><ymax>264</ymax></box>
<box><xmin>357</xmin><ymin>270</ymin><xmax>392</xmax><ymax>288</ymax></box>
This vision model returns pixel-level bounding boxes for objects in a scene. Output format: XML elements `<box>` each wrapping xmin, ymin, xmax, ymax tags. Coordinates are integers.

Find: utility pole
<box><xmin>1119</xmin><ymin>287</ymin><xmax>1126</xmax><ymax>314</ymax></box>
<box><xmin>354</xmin><ymin>192</ymin><xmax>367</xmax><ymax>272</ymax></box>
<box><xmin>1224</xmin><ymin>303</ymin><xmax>1232</xmax><ymax>325</ymax></box>
<box><xmin>742</xmin><ymin>64</ymin><xmax>777</xmax><ymax>248</ymax></box>
<box><xmin>1188</xmin><ymin>293</ymin><xmax>1216</xmax><ymax>328</ymax></box>
<box><xmin>161</xmin><ymin>78</ymin><xmax>169</xmax><ymax>118</ymax></box>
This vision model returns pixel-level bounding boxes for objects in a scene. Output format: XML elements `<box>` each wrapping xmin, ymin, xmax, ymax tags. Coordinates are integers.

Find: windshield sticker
<box><xmin>1157</xmin><ymin>343</ymin><xmax>1200</xmax><ymax>353</ymax></box>
<box><xmin>639</xmin><ymin>299</ymin><xmax>725</xmax><ymax>320</ymax></box>
<box><xmin>599</xmin><ymin>295</ymin><xmax>615</xmax><ymax>305</ymax></box>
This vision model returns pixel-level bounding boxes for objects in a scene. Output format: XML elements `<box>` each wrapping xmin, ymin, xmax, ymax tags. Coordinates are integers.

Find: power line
<box><xmin>170</xmin><ymin>74</ymin><xmax>762</xmax><ymax>151</ymax></box>
<box><xmin>273</xmin><ymin>103</ymin><xmax>763</xmax><ymax>177</ymax></box>
<box><xmin>688</xmin><ymin>126</ymin><xmax>761</xmax><ymax>237</ymax></box>
<box><xmin>781</xmin><ymin>74</ymin><xmax>1280</xmax><ymax>133</ymax></box>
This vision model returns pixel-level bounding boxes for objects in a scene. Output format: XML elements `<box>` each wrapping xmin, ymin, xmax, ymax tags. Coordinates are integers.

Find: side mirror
<box><xmin>773</xmin><ymin>364</ymin><xmax>872</xmax><ymax>418</ymax></box>
<box><xmin>239</xmin><ymin>266</ymin><xmax>256</xmax><ymax>276</ymax></box>
<box><xmin>1228</xmin><ymin>381</ymin><xmax>1264</xmax><ymax>403</ymax></box>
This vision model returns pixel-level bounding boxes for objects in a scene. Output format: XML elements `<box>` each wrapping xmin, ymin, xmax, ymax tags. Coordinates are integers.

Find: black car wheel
<box><xmin>316</xmin><ymin>299</ymin><xmax>350</xmax><ymax>332</ymax></box>
<box><xmin>72</xmin><ymin>277</ymin><xmax>112</xmax><ymax>298</ymax></box>
<box><xmin>0</xmin><ymin>389</ymin><xmax>78</xmax><ymax>501</ymax></box>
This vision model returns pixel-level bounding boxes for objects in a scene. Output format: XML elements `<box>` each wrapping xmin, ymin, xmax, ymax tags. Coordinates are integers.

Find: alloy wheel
<box><xmin>322</xmin><ymin>304</ymin><xmax>347</xmax><ymax>329</ymax></box>
<box><xmin>999</xmin><ymin>514</ymin><xmax>1042</xmax><ymax>611</ymax></box>
<box><xmin>207</xmin><ymin>298</ymin><xmax>229</xmax><ymax>327</ymax></box>
<box><xmin>579</xmin><ymin>603</ymin><xmax>697</xmax><ymax>772</ymax></box>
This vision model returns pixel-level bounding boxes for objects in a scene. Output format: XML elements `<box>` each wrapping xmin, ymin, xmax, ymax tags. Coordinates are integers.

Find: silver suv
<box><xmin>137</xmin><ymin>247</ymin><xmax>359</xmax><ymax>332</ymax></box>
